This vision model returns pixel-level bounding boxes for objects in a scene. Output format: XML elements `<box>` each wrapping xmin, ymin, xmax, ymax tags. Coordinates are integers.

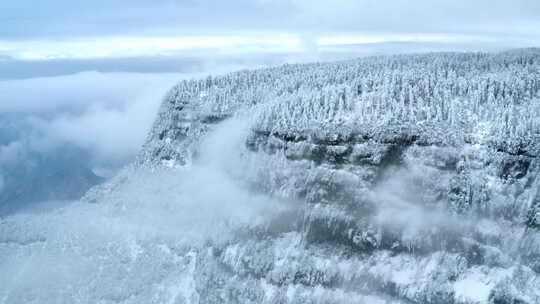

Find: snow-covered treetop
<box><xmin>140</xmin><ymin>49</ymin><xmax>540</xmax><ymax>166</ymax></box>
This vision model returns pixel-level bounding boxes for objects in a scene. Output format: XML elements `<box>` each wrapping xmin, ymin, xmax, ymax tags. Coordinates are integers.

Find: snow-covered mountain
<box><xmin>1</xmin><ymin>49</ymin><xmax>540</xmax><ymax>303</ymax></box>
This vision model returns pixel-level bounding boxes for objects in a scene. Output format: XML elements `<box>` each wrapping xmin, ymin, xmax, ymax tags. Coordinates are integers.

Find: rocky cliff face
<box><xmin>125</xmin><ymin>50</ymin><xmax>540</xmax><ymax>303</ymax></box>
<box><xmin>2</xmin><ymin>50</ymin><xmax>540</xmax><ymax>304</ymax></box>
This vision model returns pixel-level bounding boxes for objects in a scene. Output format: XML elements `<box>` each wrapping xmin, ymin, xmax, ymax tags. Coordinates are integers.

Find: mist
<box><xmin>0</xmin><ymin>71</ymin><xmax>187</xmax><ymax>213</ymax></box>
<box><xmin>0</xmin><ymin>59</ymin><xmax>283</xmax><ymax>213</ymax></box>
<box><xmin>0</xmin><ymin>113</ymin><xmax>298</xmax><ymax>303</ymax></box>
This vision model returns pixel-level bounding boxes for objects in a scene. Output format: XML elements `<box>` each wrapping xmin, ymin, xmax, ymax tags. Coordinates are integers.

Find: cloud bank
<box><xmin>0</xmin><ymin>72</ymin><xmax>186</xmax><ymax>211</ymax></box>
<box><xmin>0</xmin><ymin>72</ymin><xmax>183</xmax><ymax>165</ymax></box>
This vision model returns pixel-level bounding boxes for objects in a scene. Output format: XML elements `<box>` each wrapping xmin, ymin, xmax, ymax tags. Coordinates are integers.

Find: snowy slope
<box><xmin>1</xmin><ymin>49</ymin><xmax>540</xmax><ymax>304</ymax></box>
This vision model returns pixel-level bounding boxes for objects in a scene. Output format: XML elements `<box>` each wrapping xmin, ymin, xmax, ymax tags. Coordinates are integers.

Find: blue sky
<box><xmin>1</xmin><ymin>0</ymin><xmax>539</xmax><ymax>60</ymax></box>
<box><xmin>2</xmin><ymin>0</ymin><xmax>539</xmax><ymax>38</ymax></box>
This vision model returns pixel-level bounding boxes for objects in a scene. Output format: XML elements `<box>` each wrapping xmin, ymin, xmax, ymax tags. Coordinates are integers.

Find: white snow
<box><xmin>453</xmin><ymin>267</ymin><xmax>513</xmax><ymax>303</ymax></box>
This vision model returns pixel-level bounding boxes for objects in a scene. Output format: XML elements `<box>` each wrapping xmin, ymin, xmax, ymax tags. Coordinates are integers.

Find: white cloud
<box><xmin>0</xmin><ymin>61</ymin><xmax>258</xmax><ymax>172</ymax></box>
<box><xmin>316</xmin><ymin>33</ymin><xmax>497</xmax><ymax>46</ymax></box>
<box><xmin>40</xmin><ymin>89</ymin><xmax>163</xmax><ymax>164</ymax></box>
<box><xmin>0</xmin><ymin>34</ymin><xmax>306</xmax><ymax>61</ymax></box>
<box><xmin>2</xmin><ymin>31</ymin><xmax>537</xmax><ymax>62</ymax></box>
<box><xmin>1</xmin><ymin>68</ymin><xmax>253</xmax><ymax>205</ymax></box>
<box><xmin>0</xmin><ymin>72</ymin><xmax>184</xmax><ymax>168</ymax></box>
<box><xmin>0</xmin><ymin>71</ymin><xmax>177</xmax><ymax>112</ymax></box>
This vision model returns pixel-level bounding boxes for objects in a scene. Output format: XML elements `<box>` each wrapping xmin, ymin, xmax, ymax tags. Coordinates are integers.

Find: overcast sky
<box><xmin>1</xmin><ymin>0</ymin><xmax>539</xmax><ymax>60</ymax></box>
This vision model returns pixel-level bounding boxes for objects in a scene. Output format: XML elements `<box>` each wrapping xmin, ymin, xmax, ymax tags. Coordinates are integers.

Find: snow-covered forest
<box><xmin>2</xmin><ymin>49</ymin><xmax>540</xmax><ymax>303</ymax></box>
